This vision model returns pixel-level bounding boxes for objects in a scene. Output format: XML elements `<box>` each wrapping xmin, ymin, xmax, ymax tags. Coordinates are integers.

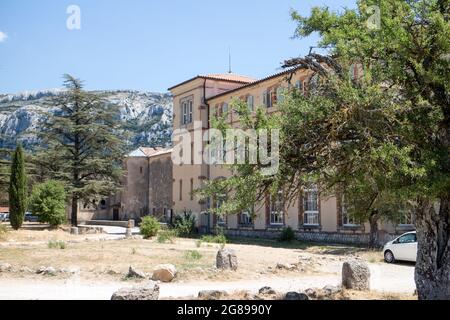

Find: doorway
<box><xmin>113</xmin><ymin>208</ymin><xmax>119</xmax><ymax>221</ymax></box>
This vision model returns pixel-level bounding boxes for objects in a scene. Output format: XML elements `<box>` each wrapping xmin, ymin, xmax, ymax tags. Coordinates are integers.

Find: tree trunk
<box><xmin>368</xmin><ymin>210</ymin><xmax>379</xmax><ymax>248</ymax></box>
<box><xmin>71</xmin><ymin>196</ymin><xmax>78</xmax><ymax>227</ymax></box>
<box><xmin>414</xmin><ymin>197</ymin><xmax>450</xmax><ymax>300</ymax></box>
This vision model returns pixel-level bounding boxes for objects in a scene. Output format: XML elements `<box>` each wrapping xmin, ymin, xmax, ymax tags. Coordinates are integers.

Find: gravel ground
<box><xmin>0</xmin><ymin>263</ymin><xmax>415</xmax><ymax>300</ymax></box>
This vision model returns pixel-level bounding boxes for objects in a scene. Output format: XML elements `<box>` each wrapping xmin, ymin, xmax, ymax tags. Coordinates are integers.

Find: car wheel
<box><xmin>384</xmin><ymin>250</ymin><xmax>395</xmax><ymax>263</ymax></box>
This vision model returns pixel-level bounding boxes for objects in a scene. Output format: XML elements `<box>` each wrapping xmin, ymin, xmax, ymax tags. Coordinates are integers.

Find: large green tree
<box><xmin>8</xmin><ymin>144</ymin><xmax>27</xmax><ymax>230</ymax></box>
<box><xmin>200</xmin><ymin>0</ymin><xmax>449</xmax><ymax>299</ymax></box>
<box><xmin>37</xmin><ymin>75</ymin><xmax>125</xmax><ymax>226</ymax></box>
<box><xmin>289</xmin><ymin>0</ymin><xmax>449</xmax><ymax>300</ymax></box>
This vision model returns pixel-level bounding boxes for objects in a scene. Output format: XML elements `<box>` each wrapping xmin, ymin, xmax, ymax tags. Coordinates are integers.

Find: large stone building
<box><xmin>76</xmin><ymin>147</ymin><xmax>173</xmax><ymax>222</ymax></box>
<box><xmin>167</xmin><ymin>68</ymin><xmax>415</xmax><ymax>245</ymax></box>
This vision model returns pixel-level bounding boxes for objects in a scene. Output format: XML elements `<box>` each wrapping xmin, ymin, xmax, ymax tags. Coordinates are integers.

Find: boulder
<box><xmin>198</xmin><ymin>290</ymin><xmax>228</xmax><ymax>300</ymax></box>
<box><xmin>276</xmin><ymin>263</ymin><xmax>296</xmax><ymax>271</ymax></box>
<box><xmin>322</xmin><ymin>285</ymin><xmax>342</xmax><ymax>296</ymax></box>
<box><xmin>152</xmin><ymin>264</ymin><xmax>177</xmax><ymax>282</ymax></box>
<box><xmin>258</xmin><ymin>286</ymin><xmax>277</xmax><ymax>295</ymax></box>
<box><xmin>18</xmin><ymin>266</ymin><xmax>34</xmax><ymax>273</ymax></box>
<box><xmin>304</xmin><ymin>288</ymin><xmax>318</xmax><ymax>299</ymax></box>
<box><xmin>128</xmin><ymin>266</ymin><xmax>146</xmax><ymax>279</ymax></box>
<box><xmin>111</xmin><ymin>282</ymin><xmax>159</xmax><ymax>300</ymax></box>
<box><xmin>284</xmin><ymin>292</ymin><xmax>309</xmax><ymax>300</ymax></box>
<box><xmin>0</xmin><ymin>263</ymin><xmax>12</xmax><ymax>272</ymax></box>
<box><xmin>216</xmin><ymin>249</ymin><xmax>238</xmax><ymax>270</ymax></box>
<box><xmin>342</xmin><ymin>261</ymin><xmax>370</xmax><ymax>290</ymax></box>
<box><xmin>37</xmin><ymin>266</ymin><xmax>57</xmax><ymax>276</ymax></box>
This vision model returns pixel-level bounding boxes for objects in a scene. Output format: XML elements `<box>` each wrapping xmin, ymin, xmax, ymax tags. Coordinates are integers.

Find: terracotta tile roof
<box><xmin>168</xmin><ymin>73</ymin><xmax>255</xmax><ymax>91</ymax></box>
<box><xmin>139</xmin><ymin>147</ymin><xmax>162</xmax><ymax>157</ymax></box>
<box><xmin>207</xmin><ymin>66</ymin><xmax>307</xmax><ymax>101</ymax></box>
<box><xmin>201</xmin><ymin>73</ymin><xmax>256</xmax><ymax>84</ymax></box>
<box><xmin>128</xmin><ymin>147</ymin><xmax>172</xmax><ymax>158</ymax></box>
<box><xmin>0</xmin><ymin>207</ymin><xmax>9</xmax><ymax>213</ymax></box>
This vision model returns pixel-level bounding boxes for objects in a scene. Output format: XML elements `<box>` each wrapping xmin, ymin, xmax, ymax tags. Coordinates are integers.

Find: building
<box><xmin>75</xmin><ymin>147</ymin><xmax>173</xmax><ymax>223</ymax></box>
<box><xmin>168</xmin><ymin>68</ymin><xmax>414</xmax><ymax>245</ymax></box>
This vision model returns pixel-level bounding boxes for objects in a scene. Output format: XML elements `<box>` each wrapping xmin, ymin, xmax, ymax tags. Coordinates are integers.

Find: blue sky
<box><xmin>0</xmin><ymin>0</ymin><xmax>356</xmax><ymax>93</ymax></box>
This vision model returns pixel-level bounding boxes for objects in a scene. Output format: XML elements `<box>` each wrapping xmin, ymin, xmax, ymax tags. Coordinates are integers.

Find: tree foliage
<box><xmin>8</xmin><ymin>144</ymin><xmax>27</xmax><ymax>230</ymax></box>
<box><xmin>200</xmin><ymin>0</ymin><xmax>449</xmax><ymax>299</ymax></box>
<box><xmin>29</xmin><ymin>180</ymin><xmax>67</xmax><ymax>227</ymax></box>
<box><xmin>36</xmin><ymin>75</ymin><xmax>125</xmax><ymax>226</ymax></box>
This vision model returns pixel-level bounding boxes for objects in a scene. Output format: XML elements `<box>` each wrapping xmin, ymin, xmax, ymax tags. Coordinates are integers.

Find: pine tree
<box><xmin>37</xmin><ymin>75</ymin><xmax>125</xmax><ymax>226</ymax></box>
<box><xmin>9</xmin><ymin>144</ymin><xmax>27</xmax><ymax>230</ymax></box>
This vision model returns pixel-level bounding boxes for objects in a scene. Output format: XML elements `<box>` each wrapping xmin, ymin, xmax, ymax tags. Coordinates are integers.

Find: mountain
<box><xmin>0</xmin><ymin>89</ymin><xmax>173</xmax><ymax>151</ymax></box>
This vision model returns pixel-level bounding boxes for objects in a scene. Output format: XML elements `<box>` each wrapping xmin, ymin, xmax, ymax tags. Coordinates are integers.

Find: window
<box><xmin>341</xmin><ymin>195</ymin><xmax>357</xmax><ymax>226</ymax></box>
<box><xmin>222</xmin><ymin>102</ymin><xmax>228</xmax><ymax>114</ymax></box>
<box><xmin>397</xmin><ymin>233</ymin><xmax>417</xmax><ymax>244</ymax></box>
<box><xmin>295</xmin><ymin>80</ymin><xmax>303</xmax><ymax>91</ymax></box>
<box><xmin>262</xmin><ymin>90</ymin><xmax>274</xmax><ymax>108</ymax></box>
<box><xmin>240</xmin><ymin>209</ymin><xmax>253</xmax><ymax>226</ymax></box>
<box><xmin>100</xmin><ymin>199</ymin><xmax>107</xmax><ymax>210</ymax></box>
<box><xmin>270</xmin><ymin>89</ymin><xmax>277</xmax><ymax>106</ymax></box>
<box><xmin>215</xmin><ymin>194</ymin><xmax>227</xmax><ymax>226</ymax></box>
<box><xmin>303</xmin><ymin>188</ymin><xmax>319</xmax><ymax>226</ymax></box>
<box><xmin>181</xmin><ymin>98</ymin><xmax>193</xmax><ymax>125</ymax></box>
<box><xmin>247</xmin><ymin>95</ymin><xmax>254</xmax><ymax>111</ymax></box>
<box><xmin>179</xmin><ymin>180</ymin><xmax>183</xmax><ymax>201</ymax></box>
<box><xmin>140</xmin><ymin>167</ymin><xmax>143</xmax><ymax>174</ymax></box>
<box><xmin>190</xmin><ymin>178</ymin><xmax>194</xmax><ymax>201</ymax></box>
<box><xmin>276</xmin><ymin>87</ymin><xmax>285</xmax><ymax>104</ymax></box>
<box><xmin>270</xmin><ymin>192</ymin><xmax>284</xmax><ymax>225</ymax></box>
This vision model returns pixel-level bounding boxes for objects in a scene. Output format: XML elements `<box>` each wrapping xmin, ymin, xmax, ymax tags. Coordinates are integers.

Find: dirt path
<box><xmin>0</xmin><ymin>263</ymin><xmax>415</xmax><ymax>300</ymax></box>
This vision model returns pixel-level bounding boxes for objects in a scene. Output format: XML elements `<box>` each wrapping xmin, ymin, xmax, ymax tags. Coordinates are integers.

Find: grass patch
<box><xmin>184</xmin><ymin>250</ymin><xmax>202</xmax><ymax>261</ymax></box>
<box><xmin>157</xmin><ymin>230</ymin><xmax>177</xmax><ymax>244</ymax></box>
<box><xmin>0</xmin><ymin>224</ymin><xmax>8</xmax><ymax>240</ymax></box>
<box><xmin>47</xmin><ymin>240</ymin><xmax>67</xmax><ymax>249</ymax></box>
<box><xmin>200</xmin><ymin>234</ymin><xmax>227</xmax><ymax>245</ymax></box>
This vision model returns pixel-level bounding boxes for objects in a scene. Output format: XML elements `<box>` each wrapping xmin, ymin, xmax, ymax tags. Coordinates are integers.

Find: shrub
<box><xmin>139</xmin><ymin>216</ymin><xmax>160</xmax><ymax>239</ymax></box>
<box><xmin>278</xmin><ymin>226</ymin><xmax>296</xmax><ymax>242</ymax></box>
<box><xmin>200</xmin><ymin>234</ymin><xmax>227</xmax><ymax>245</ymax></box>
<box><xmin>48</xmin><ymin>240</ymin><xmax>66</xmax><ymax>249</ymax></box>
<box><xmin>173</xmin><ymin>210</ymin><xmax>197</xmax><ymax>237</ymax></box>
<box><xmin>157</xmin><ymin>229</ymin><xmax>177</xmax><ymax>243</ymax></box>
<box><xmin>29</xmin><ymin>180</ymin><xmax>67</xmax><ymax>227</ymax></box>
<box><xmin>184</xmin><ymin>250</ymin><xmax>202</xmax><ymax>260</ymax></box>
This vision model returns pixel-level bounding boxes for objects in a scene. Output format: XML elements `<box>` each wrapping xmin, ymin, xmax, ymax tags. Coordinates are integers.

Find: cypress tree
<box><xmin>9</xmin><ymin>144</ymin><xmax>27</xmax><ymax>230</ymax></box>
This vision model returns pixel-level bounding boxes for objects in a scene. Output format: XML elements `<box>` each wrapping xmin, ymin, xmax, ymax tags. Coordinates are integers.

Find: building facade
<box><xmin>74</xmin><ymin>147</ymin><xmax>173</xmax><ymax>223</ymax></box>
<box><xmin>168</xmin><ymin>68</ymin><xmax>414</xmax><ymax>245</ymax></box>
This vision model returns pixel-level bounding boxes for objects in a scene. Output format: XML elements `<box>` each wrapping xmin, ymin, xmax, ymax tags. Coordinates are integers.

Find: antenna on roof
<box><xmin>228</xmin><ymin>46</ymin><xmax>232</xmax><ymax>74</ymax></box>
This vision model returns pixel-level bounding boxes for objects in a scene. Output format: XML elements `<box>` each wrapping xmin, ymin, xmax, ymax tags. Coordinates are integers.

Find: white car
<box><xmin>383</xmin><ymin>231</ymin><xmax>417</xmax><ymax>263</ymax></box>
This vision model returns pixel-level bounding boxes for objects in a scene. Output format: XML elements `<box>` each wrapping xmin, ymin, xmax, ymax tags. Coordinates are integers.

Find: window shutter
<box><xmin>222</xmin><ymin>102</ymin><xmax>228</xmax><ymax>114</ymax></box>
<box><xmin>262</xmin><ymin>90</ymin><xmax>267</xmax><ymax>107</ymax></box>
<box><xmin>247</xmin><ymin>95</ymin><xmax>253</xmax><ymax>111</ymax></box>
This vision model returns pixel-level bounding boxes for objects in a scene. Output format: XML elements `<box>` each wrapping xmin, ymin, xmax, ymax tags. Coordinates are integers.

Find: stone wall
<box><xmin>149</xmin><ymin>153</ymin><xmax>173</xmax><ymax>219</ymax></box>
<box><xmin>224</xmin><ymin>228</ymin><xmax>398</xmax><ymax>247</ymax></box>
